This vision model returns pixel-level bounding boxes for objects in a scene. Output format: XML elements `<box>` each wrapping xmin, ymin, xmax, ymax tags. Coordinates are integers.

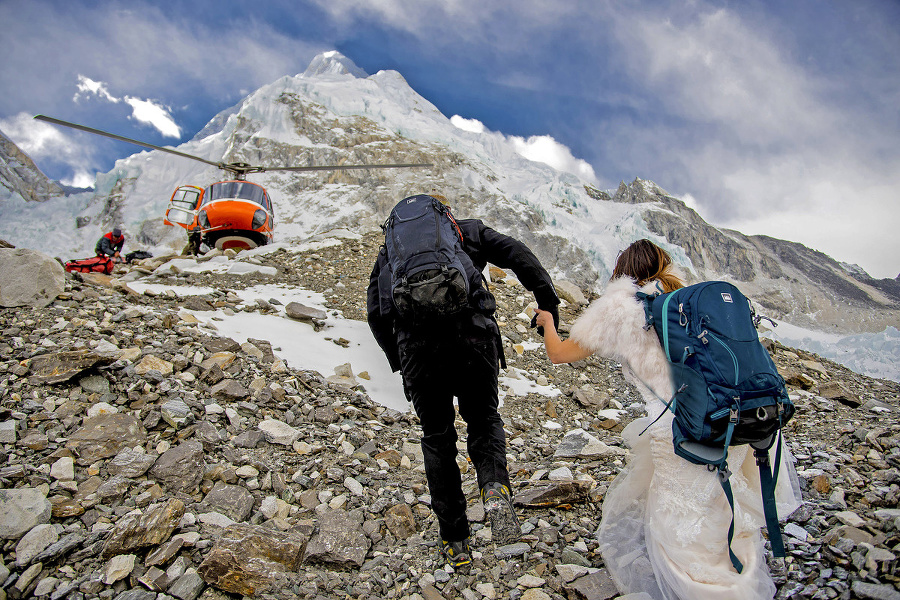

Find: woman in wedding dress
<box><xmin>534</xmin><ymin>239</ymin><xmax>801</xmax><ymax>600</ymax></box>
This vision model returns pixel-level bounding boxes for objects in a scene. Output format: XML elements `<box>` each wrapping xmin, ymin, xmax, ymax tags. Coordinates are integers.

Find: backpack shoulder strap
<box><xmin>635</xmin><ymin>291</ymin><xmax>657</xmax><ymax>331</ymax></box>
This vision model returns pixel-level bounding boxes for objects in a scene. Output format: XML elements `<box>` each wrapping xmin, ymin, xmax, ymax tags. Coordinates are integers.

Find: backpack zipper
<box><xmin>707</xmin><ymin>331</ymin><xmax>740</xmax><ymax>386</ymax></box>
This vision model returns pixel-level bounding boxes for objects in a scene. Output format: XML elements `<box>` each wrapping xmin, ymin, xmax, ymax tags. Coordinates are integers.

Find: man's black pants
<box><xmin>398</xmin><ymin>329</ymin><xmax>510</xmax><ymax>543</ymax></box>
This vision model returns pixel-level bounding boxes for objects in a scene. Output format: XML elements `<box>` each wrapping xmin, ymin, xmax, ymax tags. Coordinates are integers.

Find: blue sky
<box><xmin>1</xmin><ymin>0</ymin><xmax>898</xmax><ymax>279</ymax></box>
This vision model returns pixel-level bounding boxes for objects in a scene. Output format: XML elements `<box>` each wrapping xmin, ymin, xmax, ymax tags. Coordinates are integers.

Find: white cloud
<box><xmin>70</xmin><ymin>74</ymin><xmax>182</xmax><ymax>138</ymax></box>
<box><xmin>124</xmin><ymin>97</ymin><xmax>181</xmax><ymax>138</ymax></box>
<box><xmin>452</xmin><ymin>113</ymin><xmax>597</xmax><ymax>182</ymax></box>
<box><xmin>66</xmin><ymin>170</ymin><xmax>96</xmax><ymax>188</ymax></box>
<box><xmin>74</xmin><ymin>75</ymin><xmax>121</xmax><ymax>104</ymax></box>
<box><xmin>1</xmin><ymin>113</ymin><xmax>74</xmax><ymax>157</ymax></box>
<box><xmin>450</xmin><ymin>115</ymin><xmax>485</xmax><ymax>133</ymax></box>
<box><xmin>680</xmin><ymin>193</ymin><xmax>700</xmax><ymax>212</ymax></box>
<box><xmin>510</xmin><ymin>134</ymin><xmax>598</xmax><ymax>183</ymax></box>
<box><xmin>0</xmin><ymin>112</ymin><xmax>98</xmax><ymax>186</ymax></box>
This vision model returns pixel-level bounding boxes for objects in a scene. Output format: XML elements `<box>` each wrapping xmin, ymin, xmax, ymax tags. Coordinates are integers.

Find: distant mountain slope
<box><xmin>0</xmin><ymin>129</ymin><xmax>63</xmax><ymax>203</ymax></box>
<box><xmin>587</xmin><ymin>179</ymin><xmax>900</xmax><ymax>333</ymax></box>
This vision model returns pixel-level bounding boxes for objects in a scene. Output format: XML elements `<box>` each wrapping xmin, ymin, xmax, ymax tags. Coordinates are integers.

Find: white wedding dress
<box><xmin>567</xmin><ymin>277</ymin><xmax>803</xmax><ymax>600</ymax></box>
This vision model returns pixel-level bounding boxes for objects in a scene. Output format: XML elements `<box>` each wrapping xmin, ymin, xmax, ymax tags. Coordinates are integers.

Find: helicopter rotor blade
<box><xmin>34</xmin><ymin>114</ymin><xmax>224</xmax><ymax>169</ymax></box>
<box><xmin>262</xmin><ymin>163</ymin><xmax>432</xmax><ymax>172</ymax></box>
<box><xmin>35</xmin><ymin>115</ymin><xmax>431</xmax><ymax>175</ymax></box>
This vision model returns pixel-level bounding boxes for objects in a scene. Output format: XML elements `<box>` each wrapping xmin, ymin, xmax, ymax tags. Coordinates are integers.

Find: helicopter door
<box><xmin>164</xmin><ymin>186</ymin><xmax>203</xmax><ymax>229</ymax></box>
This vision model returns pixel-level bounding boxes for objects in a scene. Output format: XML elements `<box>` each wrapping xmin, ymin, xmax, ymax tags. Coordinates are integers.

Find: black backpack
<box><xmin>125</xmin><ymin>250</ymin><xmax>153</xmax><ymax>263</ymax></box>
<box><xmin>382</xmin><ymin>195</ymin><xmax>484</xmax><ymax>321</ymax></box>
<box><xmin>638</xmin><ymin>281</ymin><xmax>794</xmax><ymax>573</ymax></box>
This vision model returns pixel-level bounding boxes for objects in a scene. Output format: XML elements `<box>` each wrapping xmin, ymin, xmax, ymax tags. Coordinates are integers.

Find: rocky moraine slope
<box><xmin>0</xmin><ymin>234</ymin><xmax>899</xmax><ymax>600</ymax></box>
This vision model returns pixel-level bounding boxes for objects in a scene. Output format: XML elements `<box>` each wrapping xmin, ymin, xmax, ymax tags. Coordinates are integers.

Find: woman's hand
<box><xmin>534</xmin><ymin>308</ymin><xmax>555</xmax><ymax>332</ymax></box>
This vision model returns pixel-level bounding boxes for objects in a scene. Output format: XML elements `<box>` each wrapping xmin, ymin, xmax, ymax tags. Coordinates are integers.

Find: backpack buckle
<box><xmin>729</xmin><ymin>408</ymin><xmax>739</xmax><ymax>424</ymax></box>
<box><xmin>754</xmin><ymin>446</ymin><xmax>771</xmax><ymax>466</ymax></box>
<box><xmin>717</xmin><ymin>464</ymin><xmax>732</xmax><ymax>483</ymax></box>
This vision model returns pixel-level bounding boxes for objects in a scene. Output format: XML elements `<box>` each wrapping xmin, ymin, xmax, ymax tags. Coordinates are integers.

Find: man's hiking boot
<box><xmin>440</xmin><ymin>538</ymin><xmax>472</xmax><ymax>569</ymax></box>
<box><xmin>481</xmin><ymin>482</ymin><xmax>521</xmax><ymax>545</ymax></box>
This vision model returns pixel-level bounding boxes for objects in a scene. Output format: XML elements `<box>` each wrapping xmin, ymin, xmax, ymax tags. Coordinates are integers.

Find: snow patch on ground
<box><xmin>128</xmin><ymin>278</ymin><xmax>564</xmax><ymax>411</ymax></box>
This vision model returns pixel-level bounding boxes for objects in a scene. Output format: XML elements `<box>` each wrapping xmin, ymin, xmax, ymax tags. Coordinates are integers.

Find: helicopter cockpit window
<box><xmin>203</xmin><ymin>182</ymin><xmax>270</xmax><ymax>210</ymax></box>
<box><xmin>166</xmin><ymin>187</ymin><xmax>201</xmax><ymax>226</ymax></box>
<box><xmin>171</xmin><ymin>188</ymin><xmax>200</xmax><ymax>208</ymax></box>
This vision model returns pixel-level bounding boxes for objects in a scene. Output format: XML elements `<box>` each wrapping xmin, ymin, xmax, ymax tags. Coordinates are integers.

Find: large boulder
<box><xmin>198</xmin><ymin>523</ymin><xmax>311</xmax><ymax>595</ymax></box>
<box><xmin>0</xmin><ymin>248</ymin><xmax>65</xmax><ymax>308</ymax></box>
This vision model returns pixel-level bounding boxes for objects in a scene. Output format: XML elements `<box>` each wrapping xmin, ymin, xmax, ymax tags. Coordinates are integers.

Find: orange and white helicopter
<box><xmin>35</xmin><ymin>115</ymin><xmax>430</xmax><ymax>254</ymax></box>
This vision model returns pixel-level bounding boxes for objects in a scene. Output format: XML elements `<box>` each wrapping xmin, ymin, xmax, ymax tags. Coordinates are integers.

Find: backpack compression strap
<box><xmin>753</xmin><ymin>431</ymin><xmax>787</xmax><ymax>561</ymax></box>
<box><xmin>718</xmin><ymin>408</ymin><xmax>743</xmax><ymax>573</ymax></box>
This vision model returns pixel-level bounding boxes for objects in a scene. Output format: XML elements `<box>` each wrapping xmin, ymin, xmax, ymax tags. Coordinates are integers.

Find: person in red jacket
<box><xmin>95</xmin><ymin>228</ymin><xmax>125</xmax><ymax>260</ymax></box>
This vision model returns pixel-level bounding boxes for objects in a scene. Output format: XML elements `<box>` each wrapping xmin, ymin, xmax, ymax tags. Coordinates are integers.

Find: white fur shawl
<box><xmin>568</xmin><ymin>277</ymin><xmax>674</xmax><ymax>409</ymax></box>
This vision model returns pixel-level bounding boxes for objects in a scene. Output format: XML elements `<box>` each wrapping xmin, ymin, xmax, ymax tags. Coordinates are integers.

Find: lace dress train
<box><xmin>598</xmin><ymin>410</ymin><xmax>802</xmax><ymax>600</ymax></box>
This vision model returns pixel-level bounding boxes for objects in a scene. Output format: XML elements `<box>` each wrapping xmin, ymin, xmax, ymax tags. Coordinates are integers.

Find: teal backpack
<box><xmin>638</xmin><ymin>281</ymin><xmax>794</xmax><ymax>573</ymax></box>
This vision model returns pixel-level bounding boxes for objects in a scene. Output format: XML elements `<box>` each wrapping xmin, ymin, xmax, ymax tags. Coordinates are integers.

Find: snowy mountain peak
<box><xmin>301</xmin><ymin>51</ymin><xmax>368</xmax><ymax>79</ymax></box>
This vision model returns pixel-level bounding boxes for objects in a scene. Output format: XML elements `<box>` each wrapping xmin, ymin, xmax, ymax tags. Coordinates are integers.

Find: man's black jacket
<box><xmin>367</xmin><ymin>218</ymin><xmax>559</xmax><ymax>372</ymax></box>
<box><xmin>95</xmin><ymin>233</ymin><xmax>124</xmax><ymax>257</ymax></box>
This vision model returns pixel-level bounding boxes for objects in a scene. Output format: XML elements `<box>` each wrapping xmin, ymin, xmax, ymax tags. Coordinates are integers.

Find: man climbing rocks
<box><xmin>367</xmin><ymin>193</ymin><xmax>560</xmax><ymax>568</ymax></box>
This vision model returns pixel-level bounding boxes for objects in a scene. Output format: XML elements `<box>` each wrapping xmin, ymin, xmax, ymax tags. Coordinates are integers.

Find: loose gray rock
<box><xmin>15</xmin><ymin>523</ymin><xmax>58</xmax><ymax>567</ymax></box>
<box><xmin>0</xmin><ymin>419</ymin><xmax>16</xmax><ymax>443</ymax></box>
<box><xmin>258</xmin><ymin>419</ymin><xmax>301</xmax><ymax>446</ymax></box>
<box><xmin>554</xmin><ymin>280</ymin><xmax>588</xmax><ymax>306</ymax></box>
<box><xmin>285</xmin><ymin>302</ymin><xmax>327</xmax><ymax>322</ymax></box>
<box><xmin>563</xmin><ymin>568</ymin><xmax>619</xmax><ymax>600</ymax></box>
<box><xmin>554</xmin><ymin>429</ymin><xmax>626</xmax><ymax>459</ymax></box>
<box><xmin>851</xmin><ymin>581</ymin><xmax>900</xmax><ymax>600</ymax></box>
<box><xmin>107</xmin><ymin>447</ymin><xmax>158</xmax><ymax>478</ymax></box>
<box><xmin>0</xmin><ymin>248</ymin><xmax>65</xmax><ymax>308</ymax></box>
<box><xmin>101</xmin><ymin>499</ymin><xmax>185</xmax><ymax>558</ymax></box>
<box><xmin>149</xmin><ymin>441</ymin><xmax>205</xmax><ymax>493</ymax></box>
<box><xmin>202</xmin><ymin>482</ymin><xmax>255</xmax><ymax>523</ymax></box>
<box><xmin>305</xmin><ymin>510</ymin><xmax>371</xmax><ymax>567</ymax></box>
<box><xmin>168</xmin><ymin>568</ymin><xmax>205</xmax><ymax>600</ymax></box>
<box><xmin>0</xmin><ymin>488</ymin><xmax>52</xmax><ymax>539</ymax></box>
<box><xmin>79</xmin><ymin>374</ymin><xmax>111</xmax><ymax>394</ymax></box>
<box><xmin>66</xmin><ymin>412</ymin><xmax>147</xmax><ymax>465</ymax></box>
<box><xmin>210</xmin><ymin>379</ymin><xmax>249</xmax><ymax>400</ymax></box>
